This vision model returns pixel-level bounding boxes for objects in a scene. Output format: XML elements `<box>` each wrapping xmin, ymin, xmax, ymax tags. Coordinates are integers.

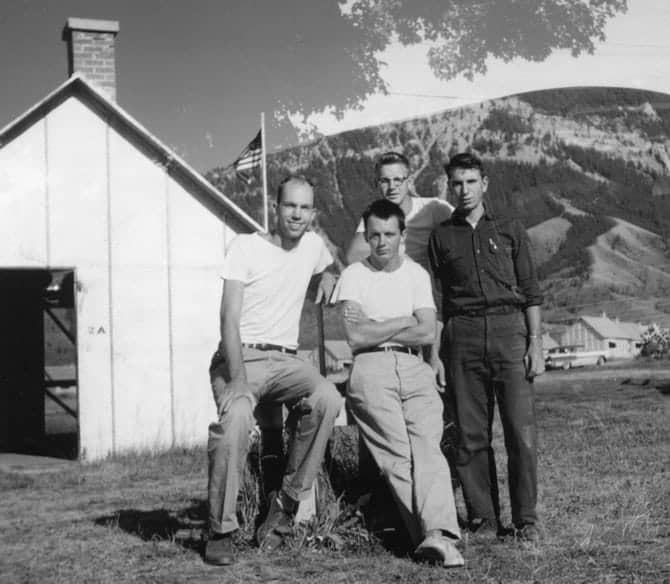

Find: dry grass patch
<box><xmin>0</xmin><ymin>368</ymin><xmax>669</xmax><ymax>583</ymax></box>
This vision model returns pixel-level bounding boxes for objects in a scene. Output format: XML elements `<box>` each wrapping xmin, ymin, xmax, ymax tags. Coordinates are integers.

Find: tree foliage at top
<box><xmin>345</xmin><ymin>0</ymin><xmax>626</xmax><ymax>85</ymax></box>
<box><xmin>244</xmin><ymin>0</ymin><xmax>626</xmax><ymax>129</ymax></box>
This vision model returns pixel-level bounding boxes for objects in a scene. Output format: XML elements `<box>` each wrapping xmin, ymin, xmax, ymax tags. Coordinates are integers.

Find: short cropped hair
<box><xmin>444</xmin><ymin>152</ymin><xmax>486</xmax><ymax>179</ymax></box>
<box><xmin>374</xmin><ymin>151</ymin><xmax>410</xmax><ymax>177</ymax></box>
<box><xmin>362</xmin><ymin>199</ymin><xmax>406</xmax><ymax>233</ymax></box>
<box><xmin>276</xmin><ymin>174</ymin><xmax>315</xmax><ymax>204</ymax></box>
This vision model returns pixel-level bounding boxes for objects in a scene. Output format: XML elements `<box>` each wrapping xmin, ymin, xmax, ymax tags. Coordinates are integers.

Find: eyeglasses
<box><xmin>377</xmin><ymin>176</ymin><xmax>408</xmax><ymax>187</ymax></box>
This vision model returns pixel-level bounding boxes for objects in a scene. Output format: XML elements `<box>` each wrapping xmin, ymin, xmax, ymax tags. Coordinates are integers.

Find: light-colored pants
<box><xmin>348</xmin><ymin>351</ymin><xmax>460</xmax><ymax>545</ymax></box>
<box><xmin>207</xmin><ymin>347</ymin><xmax>342</xmax><ymax>534</ymax></box>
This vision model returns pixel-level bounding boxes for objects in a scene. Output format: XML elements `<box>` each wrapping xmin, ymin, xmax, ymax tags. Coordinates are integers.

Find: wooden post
<box><xmin>316</xmin><ymin>302</ymin><xmax>326</xmax><ymax>376</ymax></box>
<box><xmin>260</xmin><ymin>112</ymin><xmax>269</xmax><ymax>232</ymax></box>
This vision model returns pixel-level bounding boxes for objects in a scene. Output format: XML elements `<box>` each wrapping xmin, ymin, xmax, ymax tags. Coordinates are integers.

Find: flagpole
<box><xmin>261</xmin><ymin>112</ymin><xmax>269</xmax><ymax>232</ymax></box>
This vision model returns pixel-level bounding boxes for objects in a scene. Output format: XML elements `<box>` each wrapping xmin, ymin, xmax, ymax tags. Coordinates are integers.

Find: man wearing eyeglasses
<box><xmin>345</xmin><ymin>151</ymin><xmax>454</xmax><ymax>274</ymax></box>
<box><xmin>205</xmin><ymin>175</ymin><xmax>342</xmax><ymax>566</ymax></box>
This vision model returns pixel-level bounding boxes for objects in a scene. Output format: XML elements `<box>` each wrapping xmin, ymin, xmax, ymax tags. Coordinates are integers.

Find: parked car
<box><xmin>544</xmin><ymin>345</ymin><xmax>609</xmax><ymax>370</ymax></box>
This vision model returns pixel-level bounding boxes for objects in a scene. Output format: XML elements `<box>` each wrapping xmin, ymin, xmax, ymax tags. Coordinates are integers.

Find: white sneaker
<box><xmin>415</xmin><ymin>534</ymin><xmax>464</xmax><ymax>568</ymax></box>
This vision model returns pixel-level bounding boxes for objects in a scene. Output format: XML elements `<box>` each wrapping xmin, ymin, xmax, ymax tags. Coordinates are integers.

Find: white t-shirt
<box><xmin>356</xmin><ymin>197</ymin><xmax>453</xmax><ymax>271</ymax></box>
<box><xmin>332</xmin><ymin>257</ymin><xmax>435</xmax><ymax>347</ymax></box>
<box><xmin>221</xmin><ymin>231</ymin><xmax>333</xmax><ymax>349</ymax></box>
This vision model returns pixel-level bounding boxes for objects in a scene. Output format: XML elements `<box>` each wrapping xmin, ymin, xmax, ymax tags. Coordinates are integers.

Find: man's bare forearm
<box><xmin>430</xmin><ymin>320</ymin><xmax>444</xmax><ymax>358</ymax></box>
<box><xmin>389</xmin><ymin>307</ymin><xmax>437</xmax><ymax>346</ymax></box>
<box><xmin>524</xmin><ymin>305</ymin><xmax>542</xmax><ymax>339</ymax></box>
<box><xmin>389</xmin><ymin>322</ymin><xmax>435</xmax><ymax>345</ymax></box>
<box><xmin>346</xmin><ymin>316</ymin><xmax>416</xmax><ymax>351</ymax></box>
<box><xmin>218</xmin><ymin>280</ymin><xmax>247</xmax><ymax>384</ymax></box>
<box><xmin>220</xmin><ymin>316</ymin><xmax>246</xmax><ymax>384</ymax></box>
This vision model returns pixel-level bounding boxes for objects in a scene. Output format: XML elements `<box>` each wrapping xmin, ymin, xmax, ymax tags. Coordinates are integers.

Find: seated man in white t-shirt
<box><xmin>332</xmin><ymin>199</ymin><xmax>463</xmax><ymax>568</ymax></box>
<box><xmin>205</xmin><ymin>176</ymin><xmax>343</xmax><ymax>566</ymax></box>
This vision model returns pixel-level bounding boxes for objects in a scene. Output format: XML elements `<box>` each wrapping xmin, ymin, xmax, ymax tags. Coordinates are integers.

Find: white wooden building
<box><xmin>559</xmin><ymin>313</ymin><xmax>644</xmax><ymax>359</ymax></box>
<box><xmin>541</xmin><ymin>332</ymin><xmax>559</xmax><ymax>358</ymax></box>
<box><xmin>0</xmin><ymin>19</ymin><xmax>261</xmax><ymax>460</ymax></box>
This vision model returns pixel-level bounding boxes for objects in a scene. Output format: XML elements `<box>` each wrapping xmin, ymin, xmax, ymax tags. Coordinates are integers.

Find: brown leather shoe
<box><xmin>204</xmin><ymin>532</ymin><xmax>234</xmax><ymax>565</ymax></box>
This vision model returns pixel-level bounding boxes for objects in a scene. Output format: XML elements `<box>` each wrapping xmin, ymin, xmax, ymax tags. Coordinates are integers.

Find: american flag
<box><xmin>233</xmin><ymin>130</ymin><xmax>262</xmax><ymax>184</ymax></box>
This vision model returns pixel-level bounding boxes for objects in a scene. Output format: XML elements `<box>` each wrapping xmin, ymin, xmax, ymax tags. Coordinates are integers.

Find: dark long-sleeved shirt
<box><xmin>428</xmin><ymin>208</ymin><xmax>543</xmax><ymax>317</ymax></box>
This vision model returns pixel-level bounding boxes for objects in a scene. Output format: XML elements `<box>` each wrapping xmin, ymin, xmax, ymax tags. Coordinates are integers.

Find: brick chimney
<box><xmin>63</xmin><ymin>18</ymin><xmax>120</xmax><ymax>101</ymax></box>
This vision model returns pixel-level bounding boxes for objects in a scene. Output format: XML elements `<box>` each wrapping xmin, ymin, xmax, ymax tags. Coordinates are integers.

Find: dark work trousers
<box><xmin>441</xmin><ymin>311</ymin><xmax>538</xmax><ymax>526</ymax></box>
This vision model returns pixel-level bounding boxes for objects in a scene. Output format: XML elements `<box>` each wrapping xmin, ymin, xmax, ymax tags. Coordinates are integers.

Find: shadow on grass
<box><xmin>654</xmin><ymin>382</ymin><xmax>670</xmax><ymax>395</ymax></box>
<box><xmin>92</xmin><ymin>424</ymin><xmax>447</xmax><ymax>562</ymax></box>
<box><xmin>619</xmin><ymin>375</ymin><xmax>670</xmax><ymax>396</ymax></box>
<box><xmin>326</xmin><ymin>425</ymin><xmax>415</xmax><ymax>558</ymax></box>
<box><xmin>95</xmin><ymin>499</ymin><xmax>207</xmax><ymax>553</ymax></box>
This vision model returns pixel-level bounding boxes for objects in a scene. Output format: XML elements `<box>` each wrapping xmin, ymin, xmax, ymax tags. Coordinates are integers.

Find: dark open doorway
<box><xmin>0</xmin><ymin>268</ymin><xmax>78</xmax><ymax>459</ymax></box>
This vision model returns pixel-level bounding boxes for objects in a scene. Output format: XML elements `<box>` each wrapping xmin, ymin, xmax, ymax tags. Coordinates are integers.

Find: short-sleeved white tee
<box><xmin>221</xmin><ymin>231</ymin><xmax>332</xmax><ymax>349</ymax></box>
<box><xmin>332</xmin><ymin>257</ymin><xmax>435</xmax><ymax>347</ymax></box>
<box><xmin>356</xmin><ymin>197</ymin><xmax>453</xmax><ymax>271</ymax></box>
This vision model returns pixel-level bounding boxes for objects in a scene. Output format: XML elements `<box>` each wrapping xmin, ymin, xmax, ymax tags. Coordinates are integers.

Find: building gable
<box><xmin>0</xmin><ymin>75</ymin><xmax>260</xmax><ymax>234</ymax></box>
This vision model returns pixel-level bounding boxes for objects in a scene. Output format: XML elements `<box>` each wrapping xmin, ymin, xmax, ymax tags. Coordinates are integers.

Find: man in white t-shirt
<box><xmin>332</xmin><ymin>199</ymin><xmax>463</xmax><ymax>568</ymax></box>
<box><xmin>344</xmin><ymin>151</ymin><xmax>453</xmax><ymax>385</ymax></box>
<box><xmin>205</xmin><ymin>176</ymin><xmax>343</xmax><ymax>566</ymax></box>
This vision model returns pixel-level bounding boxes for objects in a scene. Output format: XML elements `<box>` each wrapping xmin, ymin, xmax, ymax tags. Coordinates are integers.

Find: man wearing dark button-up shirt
<box><xmin>428</xmin><ymin>152</ymin><xmax>544</xmax><ymax>543</ymax></box>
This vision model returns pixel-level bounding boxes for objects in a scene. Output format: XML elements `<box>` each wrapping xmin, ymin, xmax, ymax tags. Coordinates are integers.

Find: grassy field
<box><xmin>1</xmin><ymin>367</ymin><xmax>669</xmax><ymax>583</ymax></box>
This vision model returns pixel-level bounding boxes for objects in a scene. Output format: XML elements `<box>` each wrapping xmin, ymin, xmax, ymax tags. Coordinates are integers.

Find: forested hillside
<box><xmin>207</xmin><ymin>86</ymin><xmax>670</xmax><ymax>338</ymax></box>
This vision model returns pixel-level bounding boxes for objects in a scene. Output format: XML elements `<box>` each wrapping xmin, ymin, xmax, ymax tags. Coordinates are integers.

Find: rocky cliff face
<box><xmin>208</xmin><ymin>86</ymin><xmax>670</xmax><ymax>325</ymax></box>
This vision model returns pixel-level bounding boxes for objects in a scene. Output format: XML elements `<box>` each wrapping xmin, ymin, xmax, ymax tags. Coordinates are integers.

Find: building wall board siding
<box><xmin>563</xmin><ymin>321</ymin><xmax>604</xmax><ymax>351</ymax></box>
<box><xmin>75</xmin><ymin>266</ymin><xmax>115</xmax><ymax>460</ymax></box>
<box><xmin>45</xmin><ymin>97</ymin><xmax>109</xmax><ymax>268</ymax></box>
<box><xmin>0</xmin><ymin>90</ymin><xmax>250</xmax><ymax>459</ymax></box>
<box><xmin>0</xmin><ymin>120</ymin><xmax>48</xmax><ymax>266</ymax></box>
<box><xmin>166</xmin><ymin>177</ymin><xmax>231</xmax><ymax>445</ymax></box>
<box><xmin>46</xmin><ymin>99</ymin><xmax>116</xmax><ymax>458</ymax></box>
<box><xmin>108</xmin><ymin>126</ymin><xmax>172</xmax><ymax>452</ymax></box>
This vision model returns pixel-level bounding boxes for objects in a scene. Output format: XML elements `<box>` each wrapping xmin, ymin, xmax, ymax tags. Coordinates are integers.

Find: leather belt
<box><xmin>450</xmin><ymin>305</ymin><xmax>521</xmax><ymax>317</ymax></box>
<box><xmin>353</xmin><ymin>345</ymin><xmax>420</xmax><ymax>358</ymax></box>
<box><xmin>242</xmin><ymin>343</ymin><xmax>297</xmax><ymax>355</ymax></box>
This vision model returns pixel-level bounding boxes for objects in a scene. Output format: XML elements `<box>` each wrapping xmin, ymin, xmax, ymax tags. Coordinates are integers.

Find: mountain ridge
<box><xmin>207</xmin><ymin>86</ymin><xmax>670</xmax><ymax>332</ymax></box>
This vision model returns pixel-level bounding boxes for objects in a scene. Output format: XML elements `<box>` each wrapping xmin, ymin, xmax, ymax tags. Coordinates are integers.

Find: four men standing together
<box><xmin>205</xmin><ymin>151</ymin><xmax>543</xmax><ymax>568</ymax></box>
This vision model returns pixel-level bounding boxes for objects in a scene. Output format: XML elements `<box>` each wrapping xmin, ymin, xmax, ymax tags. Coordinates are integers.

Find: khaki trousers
<box><xmin>207</xmin><ymin>347</ymin><xmax>342</xmax><ymax>534</ymax></box>
<box><xmin>348</xmin><ymin>351</ymin><xmax>460</xmax><ymax>545</ymax></box>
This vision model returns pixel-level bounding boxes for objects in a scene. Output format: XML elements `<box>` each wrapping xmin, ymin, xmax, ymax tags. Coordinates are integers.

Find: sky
<box><xmin>1</xmin><ymin>0</ymin><xmax>669</xmax><ymax>174</ymax></box>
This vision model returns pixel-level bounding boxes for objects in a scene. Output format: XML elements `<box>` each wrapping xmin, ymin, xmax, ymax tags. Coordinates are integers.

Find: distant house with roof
<box><xmin>0</xmin><ymin>18</ymin><xmax>261</xmax><ymax>461</ymax></box>
<box><xmin>559</xmin><ymin>313</ymin><xmax>644</xmax><ymax>359</ymax></box>
<box><xmin>541</xmin><ymin>332</ymin><xmax>559</xmax><ymax>357</ymax></box>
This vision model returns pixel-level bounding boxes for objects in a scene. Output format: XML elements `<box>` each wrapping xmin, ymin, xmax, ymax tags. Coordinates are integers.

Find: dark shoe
<box><xmin>468</xmin><ymin>518</ymin><xmax>498</xmax><ymax>535</ymax></box>
<box><xmin>515</xmin><ymin>523</ymin><xmax>542</xmax><ymax>543</ymax></box>
<box><xmin>255</xmin><ymin>492</ymin><xmax>294</xmax><ymax>551</ymax></box>
<box><xmin>204</xmin><ymin>532</ymin><xmax>234</xmax><ymax>565</ymax></box>
<box><xmin>469</xmin><ymin>518</ymin><xmax>514</xmax><ymax>539</ymax></box>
